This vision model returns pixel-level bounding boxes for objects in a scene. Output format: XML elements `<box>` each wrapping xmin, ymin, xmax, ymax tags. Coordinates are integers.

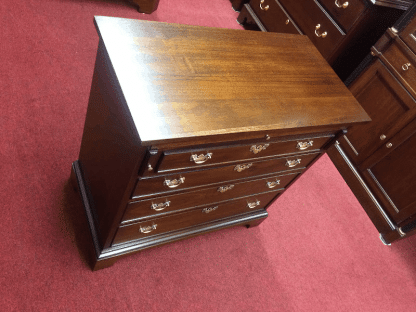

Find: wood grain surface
<box><xmin>94</xmin><ymin>16</ymin><xmax>369</xmax><ymax>145</ymax></box>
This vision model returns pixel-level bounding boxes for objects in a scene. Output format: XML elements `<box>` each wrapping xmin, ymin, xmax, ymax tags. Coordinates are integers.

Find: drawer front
<box><xmin>249</xmin><ymin>0</ymin><xmax>301</xmax><ymax>34</ymax></box>
<box><xmin>318</xmin><ymin>0</ymin><xmax>365</xmax><ymax>32</ymax></box>
<box><xmin>399</xmin><ymin>16</ymin><xmax>416</xmax><ymax>53</ymax></box>
<box><xmin>123</xmin><ymin>171</ymin><xmax>300</xmax><ymax>223</ymax></box>
<box><xmin>114</xmin><ymin>191</ymin><xmax>279</xmax><ymax>245</ymax></box>
<box><xmin>382</xmin><ymin>39</ymin><xmax>416</xmax><ymax>97</ymax></box>
<box><xmin>157</xmin><ymin>136</ymin><xmax>330</xmax><ymax>173</ymax></box>
<box><xmin>133</xmin><ymin>152</ymin><xmax>319</xmax><ymax>198</ymax></box>
<box><xmin>279</xmin><ymin>0</ymin><xmax>344</xmax><ymax>60</ymax></box>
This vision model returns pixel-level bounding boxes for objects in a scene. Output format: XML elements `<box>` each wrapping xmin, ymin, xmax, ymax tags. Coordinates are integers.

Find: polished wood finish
<box><xmin>157</xmin><ymin>135</ymin><xmax>330</xmax><ymax>172</ymax></box>
<box><xmin>237</xmin><ymin>0</ymin><xmax>403</xmax><ymax>81</ymax></box>
<box><xmin>114</xmin><ymin>191</ymin><xmax>279</xmax><ymax>245</ymax></box>
<box><xmin>328</xmin><ymin>9</ymin><xmax>416</xmax><ymax>243</ymax></box>
<box><xmin>72</xmin><ymin>16</ymin><xmax>369</xmax><ymax>270</ymax></box>
<box><xmin>133</xmin><ymin>153</ymin><xmax>320</xmax><ymax>198</ymax></box>
<box><xmin>123</xmin><ymin>171</ymin><xmax>300</xmax><ymax>223</ymax></box>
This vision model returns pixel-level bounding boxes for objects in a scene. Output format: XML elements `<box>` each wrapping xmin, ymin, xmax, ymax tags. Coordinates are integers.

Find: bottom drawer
<box><xmin>113</xmin><ymin>191</ymin><xmax>279</xmax><ymax>245</ymax></box>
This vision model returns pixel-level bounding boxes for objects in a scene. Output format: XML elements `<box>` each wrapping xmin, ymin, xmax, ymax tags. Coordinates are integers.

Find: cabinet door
<box><xmin>360</xmin><ymin>120</ymin><xmax>416</xmax><ymax>224</ymax></box>
<box><xmin>344</xmin><ymin>59</ymin><xmax>416</xmax><ymax>164</ymax></box>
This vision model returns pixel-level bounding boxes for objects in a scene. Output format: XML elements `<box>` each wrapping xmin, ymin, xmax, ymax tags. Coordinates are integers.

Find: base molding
<box><xmin>71</xmin><ymin>160</ymin><xmax>268</xmax><ymax>271</ymax></box>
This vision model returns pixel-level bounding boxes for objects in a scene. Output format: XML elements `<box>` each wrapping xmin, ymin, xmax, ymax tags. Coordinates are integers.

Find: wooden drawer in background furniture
<box><xmin>123</xmin><ymin>171</ymin><xmax>301</xmax><ymax>223</ymax></box>
<box><xmin>248</xmin><ymin>0</ymin><xmax>301</xmax><ymax>34</ymax></box>
<box><xmin>318</xmin><ymin>0</ymin><xmax>366</xmax><ymax>32</ymax></box>
<box><xmin>279</xmin><ymin>0</ymin><xmax>345</xmax><ymax>59</ymax></box>
<box><xmin>378</xmin><ymin>38</ymin><xmax>416</xmax><ymax>97</ymax></box>
<box><xmin>114</xmin><ymin>191</ymin><xmax>280</xmax><ymax>245</ymax></box>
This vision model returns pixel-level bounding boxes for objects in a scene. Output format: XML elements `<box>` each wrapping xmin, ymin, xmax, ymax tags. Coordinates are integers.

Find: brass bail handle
<box><xmin>335</xmin><ymin>0</ymin><xmax>348</xmax><ymax>8</ymax></box>
<box><xmin>260</xmin><ymin>0</ymin><xmax>269</xmax><ymax>11</ymax></box>
<box><xmin>315</xmin><ymin>24</ymin><xmax>327</xmax><ymax>38</ymax></box>
<box><xmin>402</xmin><ymin>63</ymin><xmax>411</xmax><ymax>71</ymax></box>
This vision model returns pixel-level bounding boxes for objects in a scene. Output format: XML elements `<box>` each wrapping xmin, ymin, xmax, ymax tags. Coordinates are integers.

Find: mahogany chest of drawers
<box><xmin>71</xmin><ymin>16</ymin><xmax>369</xmax><ymax>270</ymax></box>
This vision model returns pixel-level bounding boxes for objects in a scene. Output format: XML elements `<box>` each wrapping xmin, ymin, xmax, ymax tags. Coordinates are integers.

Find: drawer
<box><xmin>279</xmin><ymin>0</ymin><xmax>344</xmax><ymax>60</ymax></box>
<box><xmin>123</xmin><ymin>171</ymin><xmax>301</xmax><ymax>223</ymax></box>
<box><xmin>399</xmin><ymin>16</ymin><xmax>416</xmax><ymax>53</ymax></box>
<box><xmin>156</xmin><ymin>136</ymin><xmax>330</xmax><ymax>173</ymax></box>
<box><xmin>249</xmin><ymin>0</ymin><xmax>301</xmax><ymax>34</ymax></box>
<box><xmin>133</xmin><ymin>152</ymin><xmax>320</xmax><ymax>198</ymax></box>
<box><xmin>318</xmin><ymin>0</ymin><xmax>365</xmax><ymax>32</ymax></box>
<box><xmin>114</xmin><ymin>191</ymin><xmax>279</xmax><ymax>245</ymax></box>
<box><xmin>382</xmin><ymin>39</ymin><xmax>416</xmax><ymax>98</ymax></box>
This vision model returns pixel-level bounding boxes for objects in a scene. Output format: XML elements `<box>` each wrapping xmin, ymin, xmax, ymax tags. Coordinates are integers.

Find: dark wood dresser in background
<box><xmin>234</xmin><ymin>0</ymin><xmax>412</xmax><ymax>80</ymax></box>
<box><xmin>71</xmin><ymin>16</ymin><xmax>369</xmax><ymax>270</ymax></box>
<box><xmin>327</xmin><ymin>5</ymin><xmax>416</xmax><ymax>244</ymax></box>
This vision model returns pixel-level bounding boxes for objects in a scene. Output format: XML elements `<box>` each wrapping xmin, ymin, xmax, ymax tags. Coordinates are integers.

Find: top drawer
<box><xmin>381</xmin><ymin>38</ymin><xmax>416</xmax><ymax>98</ymax></box>
<box><xmin>156</xmin><ymin>135</ymin><xmax>331</xmax><ymax>173</ymax></box>
<box><xmin>318</xmin><ymin>0</ymin><xmax>366</xmax><ymax>32</ymax></box>
<box><xmin>249</xmin><ymin>0</ymin><xmax>301</xmax><ymax>34</ymax></box>
<box><xmin>280</xmin><ymin>0</ymin><xmax>345</xmax><ymax>60</ymax></box>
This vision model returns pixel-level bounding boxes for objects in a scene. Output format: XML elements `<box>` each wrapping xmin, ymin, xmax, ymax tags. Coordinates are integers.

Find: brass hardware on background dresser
<box><xmin>190</xmin><ymin>152</ymin><xmax>212</xmax><ymax>164</ymax></box>
<box><xmin>250</xmin><ymin>144</ymin><xmax>270</xmax><ymax>154</ymax></box>
<box><xmin>286</xmin><ymin>159</ymin><xmax>301</xmax><ymax>168</ymax></box>
<box><xmin>285</xmin><ymin>19</ymin><xmax>290</xmax><ymax>25</ymax></box>
<box><xmin>217</xmin><ymin>184</ymin><xmax>235</xmax><ymax>193</ymax></box>
<box><xmin>140</xmin><ymin>224</ymin><xmax>157</xmax><ymax>234</ymax></box>
<box><xmin>147</xmin><ymin>164</ymin><xmax>153</xmax><ymax>171</ymax></box>
<box><xmin>335</xmin><ymin>0</ymin><xmax>348</xmax><ymax>9</ymax></box>
<box><xmin>266</xmin><ymin>179</ymin><xmax>281</xmax><ymax>189</ymax></box>
<box><xmin>234</xmin><ymin>163</ymin><xmax>253</xmax><ymax>172</ymax></box>
<box><xmin>402</xmin><ymin>63</ymin><xmax>411</xmax><ymax>71</ymax></box>
<box><xmin>247</xmin><ymin>200</ymin><xmax>261</xmax><ymax>209</ymax></box>
<box><xmin>315</xmin><ymin>24</ymin><xmax>327</xmax><ymax>38</ymax></box>
<box><xmin>164</xmin><ymin>177</ymin><xmax>185</xmax><ymax>188</ymax></box>
<box><xmin>297</xmin><ymin>141</ymin><xmax>313</xmax><ymax>150</ymax></box>
<box><xmin>386</xmin><ymin>143</ymin><xmax>393</xmax><ymax>148</ymax></box>
<box><xmin>380</xmin><ymin>134</ymin><xmax>386</xmax><ymax>140</ymax></box>
<box><xmin>202</xmin><ymin>206</ymin><xmax>218</xmax><ymax>213</ymax></box>
<box><xmin>259</xmin><ymin>0</ymin><xmax>269</xmax><ymax>11</ymax></box>
<box><xmin>151</xmin><ymin>200</ymin><xmax>171</xmax><ymax>211</ymax></box>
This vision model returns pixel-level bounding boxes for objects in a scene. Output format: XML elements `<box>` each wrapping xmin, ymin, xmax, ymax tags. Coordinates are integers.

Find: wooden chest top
<box><xmin>94</xmin><ymin>16</ymin><xmax>370</xmax><ymax>145</ymax></box>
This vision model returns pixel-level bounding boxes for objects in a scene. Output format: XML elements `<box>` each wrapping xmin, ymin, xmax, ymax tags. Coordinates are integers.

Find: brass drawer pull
<box><xmin>380</xmin><ymin>134</ymin><xmax>386</xmax><ymax>140</ymax></box>
<box><xmin>140</xmin><ymin>224</ymin><xmax>157</xmax><ymax>234</ymax></box>
<box><xmin>247</xmin><ymin>200</ymin><xmax>260</xmax><ymax>209</ymax></box>
<box><xmin>386</xmin><ymin>142</ymin><xmax>393</xmax><ymax>148</ymax></box>
<box><xmin>164</xmin><ymin>177</ymin><xmax>185</xmax><ymax>188</ymax></box>
<box><xmin>286</xmin><ymin>159</ymin><xmax>301</xmax><ymax>168</ymax></box>
<box><xmin>335</xmin><ymin>0</ymin><xmax>348</xmax><ymax>8</ymax></box>
<box><xmin>402</xmin><ymin>63</ymin><xmax>411</xmax><ymax>71</ymax></box>
<box><xmin>202</xmin><ymin>206</ymin><xmax>219</xmax><ymax>213</ymax></box>
<box><xmin>315</xmin><ymin>24</ymin><xmax>327</xmax><ymax>38</ymax></box>
<box><xmin>190</xmin><ymin>152</ymin><xmax>213</xmax><ymax>164</ymax></box>
<box><xmin>151</xmin><ymin>200</ymin><xmax>171</xmax><ymax>211</ymax></box>
<box><xmin>234</xmin><ymin>163</ymin><xmax>253</xmax><ymax>172</ymax></box>
<box><xmin>260</xmin><ymin>0</ymin><xmax>269</xmax><ymax>11</ymax></box>
<box><xmin>266</xmin><ymin>179</ymin><xmax>281</xmax><ymax>188</ymax></box>
<box><xmin>217</xmin><ymin>184</ymin><xmax>235</xmax><ymax>193</ymax></box>
<box><xmin>296</xmin><ymin>140</ymin><xmax>313</xmax><ymax>150</ymax></box>
<box><xmin>250</xmin><ymin>144</ymin><xmax>270</xmax><ymax>154</ymax></box>
<box><xmin>285</xmin><ymin>19</ymin><xmax>290</xmax><ymax>25</ymax></box>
